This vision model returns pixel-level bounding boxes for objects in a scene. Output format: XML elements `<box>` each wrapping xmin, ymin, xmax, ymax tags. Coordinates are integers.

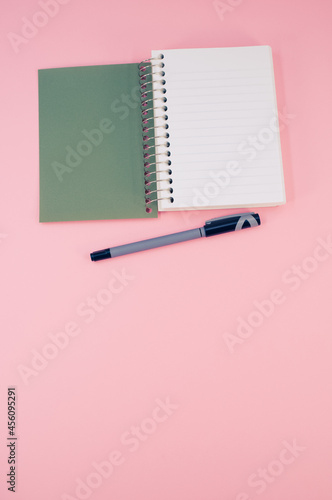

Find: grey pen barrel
<box><xmin>110</xmin><ymin>228</ymin><xmax>203</xmax><ymax>258</ymax></box>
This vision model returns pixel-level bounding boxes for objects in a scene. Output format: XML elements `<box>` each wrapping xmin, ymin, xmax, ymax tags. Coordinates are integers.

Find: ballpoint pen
<box><xmin>90</xmin><ymin>212</ymin><xmax>260</xmax><ymax>261</ymax></box>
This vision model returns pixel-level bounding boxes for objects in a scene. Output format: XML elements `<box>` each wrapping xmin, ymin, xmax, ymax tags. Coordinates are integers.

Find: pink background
<box><xmin>1</xmin><ymin>0</ymin><xmax>332</xmax><ymax>499</ymax></box>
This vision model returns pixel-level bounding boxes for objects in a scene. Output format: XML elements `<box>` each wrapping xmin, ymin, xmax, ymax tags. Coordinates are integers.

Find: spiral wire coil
<box><xmin>138</xmin><ymin>55</ymin><xmax>174</xmax><ymax>212</ymax></box>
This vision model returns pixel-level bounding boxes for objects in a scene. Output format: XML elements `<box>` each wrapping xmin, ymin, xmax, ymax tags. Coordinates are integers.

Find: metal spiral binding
<box><xmin>138</xmin><ymin>54</ymin><xmax>173</xmax><ymax>212</ymax></box>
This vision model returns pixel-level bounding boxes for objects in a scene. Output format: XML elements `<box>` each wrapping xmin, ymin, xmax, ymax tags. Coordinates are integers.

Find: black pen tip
<box><xmin>90</xmin><ymin>249</ymin><xmax>111</xmax><ymax>261</ymax></box>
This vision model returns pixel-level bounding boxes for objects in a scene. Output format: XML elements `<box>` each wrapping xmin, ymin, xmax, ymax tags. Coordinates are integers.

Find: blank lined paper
<box><xmin>151</xmin><ymin>46</ymin><xmax>285</xmax><ymax>211</ymax></box>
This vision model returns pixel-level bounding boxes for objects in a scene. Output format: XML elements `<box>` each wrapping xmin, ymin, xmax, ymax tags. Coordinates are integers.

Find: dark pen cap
<box><xmin>204</xmin><ymin>212</ymin><xmax>260</xmax><ymax>237</ymax></box>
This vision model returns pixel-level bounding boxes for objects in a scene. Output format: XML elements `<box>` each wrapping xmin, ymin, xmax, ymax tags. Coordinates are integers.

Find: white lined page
<box><xmin>151</xmin><ymin>46</ymin><xmax>285</xmax><ymax>211</ymax></box>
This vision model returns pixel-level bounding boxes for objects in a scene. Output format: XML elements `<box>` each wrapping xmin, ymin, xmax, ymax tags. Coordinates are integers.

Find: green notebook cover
<box><xmin>39</xmin><ymin>63</ymin><xmax>157</xmax><ymax>221</ymax></box>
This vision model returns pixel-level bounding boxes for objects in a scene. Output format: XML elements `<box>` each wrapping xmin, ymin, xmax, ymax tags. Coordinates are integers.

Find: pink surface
<box><xmin>1</xmin><ymin>0</ymin><xmax>332</xmax><ymax>499</ymax></box>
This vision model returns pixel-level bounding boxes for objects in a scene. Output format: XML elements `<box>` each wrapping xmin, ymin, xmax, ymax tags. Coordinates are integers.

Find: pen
<box><xmin>90</xmin><ymin>212</ymin><xmax>260</xmax><ymax>261</ymax></box>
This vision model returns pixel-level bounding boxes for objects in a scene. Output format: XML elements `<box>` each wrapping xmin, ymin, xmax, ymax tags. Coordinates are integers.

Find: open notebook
<box><xmin>39</xmin><ymin>46</ymin><xmax>285</xmax><ymax>222</ymax></box>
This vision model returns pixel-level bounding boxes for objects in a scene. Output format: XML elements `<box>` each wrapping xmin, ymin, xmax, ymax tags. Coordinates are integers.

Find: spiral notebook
<box><xmin>39</xmin><ymin>46</ymin><xmax>285</xmax><ymax>222</ymax></box>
